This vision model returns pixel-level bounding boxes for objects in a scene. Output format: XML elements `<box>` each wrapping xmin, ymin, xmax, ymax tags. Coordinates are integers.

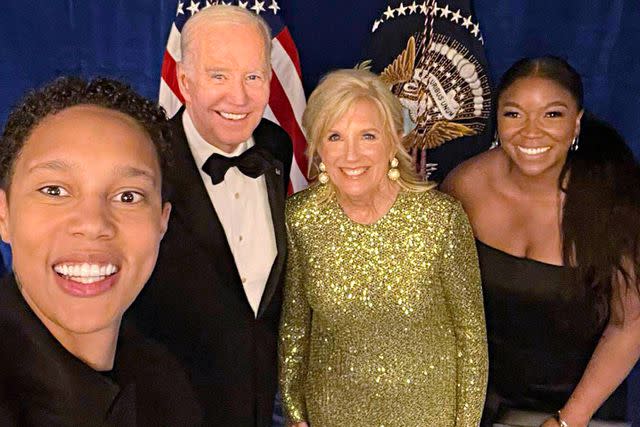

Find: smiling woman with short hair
<box><xmin>0</xmin><ymin>77</ymin><xmax>201</xmax><ymax>426</ymax></box>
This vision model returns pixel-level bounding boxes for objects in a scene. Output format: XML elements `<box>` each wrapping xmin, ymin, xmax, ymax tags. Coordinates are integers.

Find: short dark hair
<box><xmin>0</xmin><ymin>76</ymin><xmax>172</xmax><ymax>200</ymax></box>
<box><xmin>496</xmin><ymin>55</ymin><xmax>584</xmax><ymax>110</ymax></box>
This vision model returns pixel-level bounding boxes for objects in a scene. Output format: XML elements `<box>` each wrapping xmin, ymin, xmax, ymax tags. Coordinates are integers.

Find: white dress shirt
<box><xmin>183</xmin><ymin>111</ymin><xmax>277</xmax><ymax>317</ymax></box>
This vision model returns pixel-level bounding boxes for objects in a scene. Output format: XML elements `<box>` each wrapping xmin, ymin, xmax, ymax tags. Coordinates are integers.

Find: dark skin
<box><xmin>443</xmin><ymin>76</ymin><xmax>640</xmax><ymax>427</ymax></box>
<box><xmin>443</xmin><ymin>148</ymin><xmax>565</xmax><ymax>427</ymax></box>
<box><xmin>443</xmin><ymin>76</ymin><xmax>581</xmax><ymax>265</ymax></box>
<box><xmin>441</xmin><ymin>147</ymin><xmax>565</xmax><ymax>265</ymax></box>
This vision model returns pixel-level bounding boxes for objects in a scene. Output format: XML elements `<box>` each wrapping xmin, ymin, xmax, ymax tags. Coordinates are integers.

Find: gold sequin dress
<box><xmin>279</xmin><ymin>185</ymin><xmax>487</xmax><ymax>427</ymax></box>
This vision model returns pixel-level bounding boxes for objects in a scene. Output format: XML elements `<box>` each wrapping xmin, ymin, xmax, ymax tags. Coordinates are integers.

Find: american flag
<box><xmin>159</xmin><ymin>0</ymin><xmax>308</xmax><ymax>194</ymax></box>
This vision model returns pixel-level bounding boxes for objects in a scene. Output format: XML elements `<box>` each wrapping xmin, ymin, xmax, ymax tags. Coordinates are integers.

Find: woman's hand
<box><xmin>290</xmin><ymin>422</ymin><xmax>309</xmax><ymax>427</ymax></box>
<box><xmin>540</xmin><ymin>418</ymin><xmax>560</xmax><ymax>427</ymax></box>
<box><xmin>540</xmin><ymin>411</ymin><xmax>590</xmax><ymax>427</ymax></box>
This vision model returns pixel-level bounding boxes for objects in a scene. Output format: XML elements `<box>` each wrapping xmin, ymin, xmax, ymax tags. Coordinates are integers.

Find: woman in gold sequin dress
<box><xmin>278</xmin><ymin>69</ymin><xmax>487</xmax><ymax>427</ymax></box>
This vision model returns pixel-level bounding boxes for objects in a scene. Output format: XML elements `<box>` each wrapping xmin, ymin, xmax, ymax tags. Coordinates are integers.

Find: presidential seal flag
<box><xmin>159</xmin><ymin>0</ymin><xmax>308</xmax><ymax>193</ymax></box>
<box><xmin>361</xmin><ymin>0</ymin><xmax>492</xmax><ymax>182</ymax></box>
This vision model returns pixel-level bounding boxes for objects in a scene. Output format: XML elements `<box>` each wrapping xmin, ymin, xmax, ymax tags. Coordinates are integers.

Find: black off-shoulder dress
<box><xmin>476</xmin><ymin>240</ymin><xmax>626</xmax><ymax>425</ymax></box>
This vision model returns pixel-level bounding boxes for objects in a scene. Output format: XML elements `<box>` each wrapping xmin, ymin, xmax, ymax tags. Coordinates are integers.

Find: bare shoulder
<box><xmin>440</xmin><ymin>149</ymin><xmax>501</xmax><ymax>204</ymax></box>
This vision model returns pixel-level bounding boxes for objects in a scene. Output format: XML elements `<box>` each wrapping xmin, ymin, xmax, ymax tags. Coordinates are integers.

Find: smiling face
<box><xmin>318</xmin><ymin>99</ymin><xmax>395</xmax><ymax>204</ymax></box>
<box><xmin>497</xmin><ymin>76</ymin><xmax>583</xmax><ymax>177</ymax></box>
<box><xmin>0</xmin><ymin>105</ymin><xmax>171</xmax><ymax>341</ymax></box>
<box><xmin>178</xmin><ymin>21</ymin><xmax>270</xmax><ymax>153</ymax></box>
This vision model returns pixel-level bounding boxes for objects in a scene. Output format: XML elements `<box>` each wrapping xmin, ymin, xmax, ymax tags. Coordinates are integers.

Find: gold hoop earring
<box><xmin>387</xmin><ymin>157</ymin><xmax>400</xmax><ymax>181</ymax></box>
<box><xmin>318</xmin><ymin>162</ymin><xmax>329</xmax><ymax>184</ymax></box>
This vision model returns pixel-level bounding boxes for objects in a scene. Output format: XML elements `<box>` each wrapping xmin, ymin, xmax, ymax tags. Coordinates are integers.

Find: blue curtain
<box><xmin>0</xmin><ymin>0</ymin><xmax>638</xmax><ymax>420</ymax></box>
<box><xmin>0</xmin><ymin>1</ymin><xmax>638</xmax><ymax>157</ymax></box>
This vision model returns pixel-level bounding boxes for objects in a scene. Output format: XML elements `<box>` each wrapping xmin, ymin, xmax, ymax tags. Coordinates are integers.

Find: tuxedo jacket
<box><xmin>0</xmin><ymin>275</ymin><xmax>202</xmax><ymax>426</ymax></box>
<box><xmin>128</xmin><ymin>110</ymin><xmax>292</xmax><ymax>427</ymax></box>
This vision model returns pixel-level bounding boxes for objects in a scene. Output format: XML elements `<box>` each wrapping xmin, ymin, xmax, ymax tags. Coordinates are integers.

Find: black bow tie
<box><xmin>202</xmin><ymin>145</ymin><xmax>273</xmax><ymax>185</ymax></box>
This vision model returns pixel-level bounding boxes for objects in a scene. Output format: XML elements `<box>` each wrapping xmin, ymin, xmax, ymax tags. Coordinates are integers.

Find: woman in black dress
<box><xmin>443</xmin><ymin>56</ymin><xmax>640</xmax><ymax>426</ymax></box>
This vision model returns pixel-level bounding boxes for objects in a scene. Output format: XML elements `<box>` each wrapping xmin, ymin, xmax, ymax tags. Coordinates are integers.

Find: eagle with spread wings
<box><xmin>375</xmin><ymin>36</ymin><xmax>476</xmax><ymax>150</ymax></box>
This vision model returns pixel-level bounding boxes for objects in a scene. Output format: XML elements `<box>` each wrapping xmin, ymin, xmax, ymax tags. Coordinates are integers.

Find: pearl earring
<box><xmin>318</xmin><ymin>162</ymin><xmax>329</xmax><ymax>184</ymax></box>
<box><xmin>387</xmin><ymin>157</ymin><xmax>400</xmax><ymax>181</ymax></box>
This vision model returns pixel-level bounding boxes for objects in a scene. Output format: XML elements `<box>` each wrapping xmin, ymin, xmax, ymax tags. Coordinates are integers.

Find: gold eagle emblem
<box><xmin>369</xmin><ymin>36</ymin><xmax>478</xmax><ymax>149</ymax></box>
<box><xmin>405</xmin><ymin>120</ymin><xmax>476</xmax><ymax>149</ymax></box>
<box><xmin>380</xmin><ymin>36</ymin><xmax>416</xmax><ymax>86</ymax></box>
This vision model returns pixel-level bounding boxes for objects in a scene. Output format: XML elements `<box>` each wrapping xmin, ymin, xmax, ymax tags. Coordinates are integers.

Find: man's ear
<box><xmin>0</xmin><ymin>190</ymin><xmax>12</xmax><ymax>244</ymax></box>
<box><xmin>176</xmin><ymin>62</ymin><xmax>191</xmax><ymax>104</ymax></box>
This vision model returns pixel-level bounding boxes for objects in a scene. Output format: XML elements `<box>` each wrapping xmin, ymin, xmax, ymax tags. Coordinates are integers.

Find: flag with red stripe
<box><xmin>159</xmin><ymin>0</ymin><xmax>308</xmax><ymax>194</ymax></box>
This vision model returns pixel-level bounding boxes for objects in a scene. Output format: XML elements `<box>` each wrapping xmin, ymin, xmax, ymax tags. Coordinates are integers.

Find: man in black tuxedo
<box><xmin>128</xmin><ymin>5</ymin><xmax>292</xmax><ymax>426</ymax></box>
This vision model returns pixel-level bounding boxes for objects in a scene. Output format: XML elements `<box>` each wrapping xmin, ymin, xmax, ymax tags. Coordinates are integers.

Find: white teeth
<box><xmin>73</xmin><ymin>276</ymin><xmax>107</xmax><ymax>284</ymax></box>
<box><xmin>219</xmin><ymin>111</ymin><xmax>248</xmax><ymax>120</ymax></box>
<box><xmin>517</xmin><ymin>146</ymin><xmax>551</xmax><ymax>155</ymax></box>
<box><xmin>342</xmin><ymin>167</ymin><xmax>367</xmax><ymax>176</ymax></box>
<box><xmin>53</xmin><ymin>262</ymin><xmax>119</xmax><ymax>282</ymax></box>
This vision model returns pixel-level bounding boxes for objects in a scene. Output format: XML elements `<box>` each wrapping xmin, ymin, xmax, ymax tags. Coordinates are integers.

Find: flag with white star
<box><xmin>362</xmin><ymin>0</ymin><xmax>493</xmax><ymax>182</ymax></box>
<box><xmin>159</xmin><ymin>0</ymin><xmax>308</xmax><ymax>194</ymax></box>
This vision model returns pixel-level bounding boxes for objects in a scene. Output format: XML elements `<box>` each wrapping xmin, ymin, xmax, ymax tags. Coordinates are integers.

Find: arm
<box><xmin>278</xmin><ymin>219</ymin><xmax>312</xmax><ymax>426</ymax></box>
<box><xmin>543</xmin><ymin>262</ymin><xmax>640</xmax><ymax>427</ymax></box>
<box><xmin>440</xmin><ymin>202</ymin><xmax>488</xmax><ymax>427</ymax></box>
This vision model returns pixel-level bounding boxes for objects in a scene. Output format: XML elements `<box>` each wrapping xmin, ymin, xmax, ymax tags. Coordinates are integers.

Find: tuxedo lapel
<box><xmin>167</xmin><ymin>112</ymin><xmax>245</xmax><ymax>306</ymax></box>
<box><xmin>168</xmin><ymin>114</ymin><xmax>227</xmax><ymax>256</ymax></box>
<box><xmin>257</xmin><ymin>160</ymin><xmax>286</xmax><ymax>318</ymax></box>
<box><xmin>132</xmin><ymin>115</ymin><xmax>292</xmax><ymax>425</ymax></box>
<box><xmin>168</xmin><ymin>114</ymin><xmax>287</xmax><ymax>318</ymax></box>
<box><xmin>252</xmin><ymin>119</ymin><xmax>289</xmax><ymax>318</ymax></box>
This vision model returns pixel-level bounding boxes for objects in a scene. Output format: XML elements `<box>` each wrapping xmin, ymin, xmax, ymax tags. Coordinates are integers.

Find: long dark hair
<box><xmin>561</xmin><ymin>114</ymin><xmax>640</xmax><ymax>324</ymax></box>
<box><xmin>497</xmin><ymin>56</ymin><xmax>640</xmax><ymax>324</ymax></box>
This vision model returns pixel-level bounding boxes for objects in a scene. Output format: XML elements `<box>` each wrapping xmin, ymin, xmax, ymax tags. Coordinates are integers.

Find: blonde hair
<box><xmin>302</xmin><ymin>69</ymin><xmax>434</xmax><ymax>197</ymax></box>
<box><xmin>180</xmin><ymin>5</ymin><xmax>272</xmax><ymax>70</ymax></box>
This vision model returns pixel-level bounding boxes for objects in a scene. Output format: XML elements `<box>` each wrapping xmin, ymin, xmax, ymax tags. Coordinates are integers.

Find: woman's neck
<box><xmin>54</xmin><ymin>324</ymin><xmax>120</xmax><ymax>371</ymax></box>
<box><xmin>338</xmin><ymin>181</ymin><xmax>400</xmax><ymax>225</ymax></box>
<box><xmin>21</xmin><ymin>287</ymin><xmax>120</xmax><ymax>371</ymax></box>
<box><xmin>503</xmin><ymin>156</ymin><xmax>563</xmax><ymax>200</ymax></box>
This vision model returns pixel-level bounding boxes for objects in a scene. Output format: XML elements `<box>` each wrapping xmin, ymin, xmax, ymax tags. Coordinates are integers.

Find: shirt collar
<box><xmin>182</xmin><ymin>110</ymin><xmax>255</xmax><ymax>170</ymax></box>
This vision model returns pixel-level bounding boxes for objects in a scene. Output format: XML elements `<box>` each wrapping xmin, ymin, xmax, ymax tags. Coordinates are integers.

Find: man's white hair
<box><xmin>180</xmin><ymin>4</ymin><xmax>272</xmax><ymax>71</ymax></box>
